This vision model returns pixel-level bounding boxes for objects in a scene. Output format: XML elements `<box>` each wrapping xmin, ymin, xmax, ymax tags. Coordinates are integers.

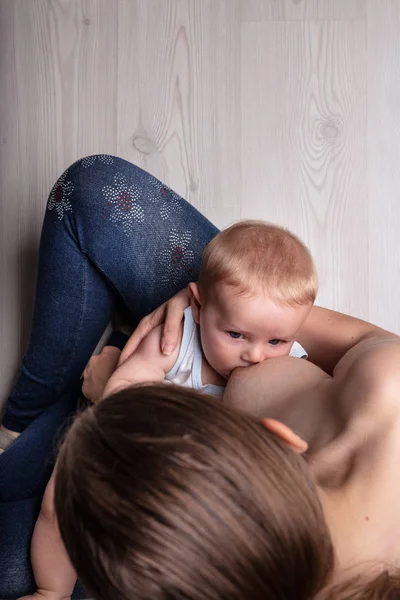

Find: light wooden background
<box><xmin>1</xmin><ymin>0</ymin><xmax>399</xmax><ymax>412</ymax></box>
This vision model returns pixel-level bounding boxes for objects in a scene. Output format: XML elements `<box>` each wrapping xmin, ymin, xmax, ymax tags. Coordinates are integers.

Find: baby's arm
<box><xmin>102</xmin><ymin>323</ymin><xmax>182</xmax><ymax>399</ymax></box>
<box><xmin>19</xmin><ymin>465</ymin><xmax>76</xmax><ymax>600</ymax></box>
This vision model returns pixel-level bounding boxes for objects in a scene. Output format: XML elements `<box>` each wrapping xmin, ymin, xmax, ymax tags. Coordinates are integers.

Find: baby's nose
<box><xmin>242</xmin><ymin>346</ymin><xmax>267</xmax><ymax>365</ymax></box>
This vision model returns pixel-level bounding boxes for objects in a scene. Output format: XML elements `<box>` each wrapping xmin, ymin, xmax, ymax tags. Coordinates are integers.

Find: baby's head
<box><xmin>189</xmin><ymin>220</ymin><xmax>318</xmax><ymax>379</ymax></box>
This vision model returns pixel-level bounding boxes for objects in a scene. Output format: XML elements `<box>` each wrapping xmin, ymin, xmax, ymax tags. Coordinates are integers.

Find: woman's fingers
<box><xmin>119</xmin><ymin>307</ymin><xmax>165</xmax><ymax>364</ymax></box>
<box><xmin>82</xmin><ymin>347</ymin><xmax>121</xmax><ymax>403</ymax></box>
<box><xmin>118</xmin><ymin>287</ymin><xmax>191</xmax><ymax>364</ymax></box>
<box><xmin>161</xmin><ymin>288</ymin><xmax>190</xmax><ymax>355</ymax></box>
<box><xmin>161</xmin><ymin>304</ymin><xmax>184</xmax><ymax>355</ymax></box>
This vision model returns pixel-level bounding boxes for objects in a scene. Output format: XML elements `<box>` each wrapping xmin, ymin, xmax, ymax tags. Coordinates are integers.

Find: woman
<box><xmin>0</xmin><ymin>155</ymin><xmax>398</xmax><ymax>598</ymax></box>
<box><xmin>55</xmin><ymin>384</ymin><xmax>335</xmax><ymax>600</ymax></box>
<box><xmin>54</xmin><ymin>376</ymin><xmax>400</xmax><ymax>599</ymax></box>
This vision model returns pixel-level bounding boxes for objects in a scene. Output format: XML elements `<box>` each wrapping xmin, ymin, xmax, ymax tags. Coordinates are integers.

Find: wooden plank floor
<box><xmin>1</xmin><ymin>0</ymin><xmax>399</xmax><ymax>411</ymax></box>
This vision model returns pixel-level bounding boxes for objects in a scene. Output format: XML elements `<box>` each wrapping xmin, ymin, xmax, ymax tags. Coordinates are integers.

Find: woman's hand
<box><xmin>118</xmin><ymin>286</ymin><xmax>190</xmax><ymax>365</ymax></box>
<box><xmin>18</xmin><ymin>594</ymin><xmax>71</xmax><ymax>600</ymax></box>
<box><xmin>82</xmin><ymin>346</ymin><xmax>121</xmax><ymax>404</ymax></box>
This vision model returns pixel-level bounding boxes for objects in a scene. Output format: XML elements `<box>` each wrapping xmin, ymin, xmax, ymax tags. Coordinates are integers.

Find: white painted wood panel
<box><xmin>241</xmin><ymin>20</ymin><xmax>368</xmax><ymax>320</ymax></box>
<box><xmin>241</xmin><ymin>0</ymin><xmax>366</xmax><ymax>22</ymax></box>
<box><xmin>367</xmin><ymin>0</ymin><xmax>400</xmax><ymax>334</ymax></box>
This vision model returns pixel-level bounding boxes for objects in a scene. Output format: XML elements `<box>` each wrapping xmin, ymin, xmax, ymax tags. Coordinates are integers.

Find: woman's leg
<box><xmin>3</xmin><ymin>154</ymin><xmax>218</xmax><ymax>433</ymax></box>
<box><xmin>0</xmin><ymin>393</ymin><xmax>82</xmax><ymax>598</ymax></box>
<box><xmin>0</xmin><ymin>155</ymin><xmax>218</xmax><ymax>598</ymax></box>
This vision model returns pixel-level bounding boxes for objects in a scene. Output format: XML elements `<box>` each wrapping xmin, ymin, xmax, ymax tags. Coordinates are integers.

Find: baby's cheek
<box><xmin>282</xmin><ymin>345</ymin><xmax>293</xmax><ymax>356</ymax></box>
<box><xmin>265</xmin><ymin>345</ymin><xmax>291</xmax><ymax>360</ymax></box>
<box><xmin>217</xmin><ymin>339</ymin><xmax>236</xmax><ymax>362</ymax></box>
<box><xmin>202</xmin><ymin>335</ymin><xmax>223</xmax><ymax>364</ymax></box>
<box><xmin>210</xmin><ymin>341</ymin><xmax>227</xmax><ymax>365</ymax></box>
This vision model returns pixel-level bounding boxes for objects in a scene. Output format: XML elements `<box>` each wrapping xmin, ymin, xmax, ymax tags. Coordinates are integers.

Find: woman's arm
<box><xmin>118</xmin><ymin>287</ymin><xmax>190</xmax><ymax>365</ymax></box>
<box><xmin>103</xmin><ymin>324</ymin><xmax>181</xmax><ymax>399</ymax></box>
<box><xmin>297</xmin><ymin>305</ymin><xmax>399</xmax><ymax>375</ymax></box>
<box><xmin>18</xmin><ymin>465</ymin><xmax>76</xmax><ymax>600</ymax></box>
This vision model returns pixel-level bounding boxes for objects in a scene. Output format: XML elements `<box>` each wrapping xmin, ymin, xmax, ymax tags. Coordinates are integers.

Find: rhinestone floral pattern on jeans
<box><xmin>47</xmin><ymin>170</ymin><xmax>74</xmax><ymax>221</ymax></box>
<box><xmin>81</xmin><ymin>155</ymin><xmax>115</xmax><ymax>168</ymax></box>
<box><xmin>158</xmin><ymin>229</ymin><xmax>197</xmax><ymax>288</ymax></box>
<box><xmin>102</xmin><ymin>172</ymin><xmax>145</xmax><ymax>233</ymax></box>
<box><xmin>148</xmin><ymin>178</ymin><xmax>183</xmax><ymax>220</ymax></box>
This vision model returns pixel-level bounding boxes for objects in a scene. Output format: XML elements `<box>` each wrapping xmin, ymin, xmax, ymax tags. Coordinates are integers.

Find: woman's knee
<box><xmin>47</xmin><ymin>155</ymin><xmax>150</xmax><ymax>221</ymax></box>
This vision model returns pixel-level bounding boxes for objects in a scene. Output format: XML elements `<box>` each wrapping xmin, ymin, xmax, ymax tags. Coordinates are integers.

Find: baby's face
<box><xmin>196</xmin><ymin>282</ymin><xmax>312</xmax><ymax>380</ymax></box>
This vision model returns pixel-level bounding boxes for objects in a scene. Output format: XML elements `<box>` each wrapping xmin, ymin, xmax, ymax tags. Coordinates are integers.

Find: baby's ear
<box><xmin>189</xmin><ymin>282</ymin><xmax>202</xmax><ymax>324</ymax></box>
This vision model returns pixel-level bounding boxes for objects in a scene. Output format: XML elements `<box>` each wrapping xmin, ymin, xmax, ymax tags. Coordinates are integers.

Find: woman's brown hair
<box><xmin>55</xmin><ymin>384</ymin><xmax>333</xmax><ymax>600</ymax></box>
<box><xmin>318</xmin><ymin>570</ymin><xmax>400</xmax><ymax>599</ymax></box>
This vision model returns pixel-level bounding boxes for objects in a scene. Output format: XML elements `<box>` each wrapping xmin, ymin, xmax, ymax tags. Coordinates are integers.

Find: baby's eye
<box><xmin>268</xmin><ymin>339</ymin><xmax>281</xmax><ymax>346</ymax></box>
<box><xmin>227</xmin><ymin>331</ymin><xmax>244</xmax><ymax>340</ymax></box>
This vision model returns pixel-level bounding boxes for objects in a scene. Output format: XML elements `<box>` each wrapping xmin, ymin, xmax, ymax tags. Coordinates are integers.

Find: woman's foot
<box><xmin>0</xmin><ymin>425</ymin><xmax>21</xmax><ymax>454</ymax></box>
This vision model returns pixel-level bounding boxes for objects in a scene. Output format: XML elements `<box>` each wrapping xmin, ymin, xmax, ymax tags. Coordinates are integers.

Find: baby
<box><xmin>103</xmin><ymin>219</ymin><xmax>316</xmax><ymax>399</ymax></box>
<box><xmin>21</xmin><ymin>220</ymin><xmax>318</xmax><ymax>600</ymax></box>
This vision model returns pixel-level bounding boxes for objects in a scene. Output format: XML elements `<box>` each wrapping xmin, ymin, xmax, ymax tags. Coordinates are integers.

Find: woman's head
<box><xmin>55</xmin><ymin>384</ymin><xmax>334</xmax><ymax>600</ymax></box>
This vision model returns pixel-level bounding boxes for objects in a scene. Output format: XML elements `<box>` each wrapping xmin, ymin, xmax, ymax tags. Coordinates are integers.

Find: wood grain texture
<box><xmin>241</xmin><ymin>0</ymin><xmax>366</xmax><ymax>22</ymax></box>
<box><xmin>116</xmin><ymin>0</ymin><xmax>242</xmax><ymax>224</ymax></box>
<box><xmin>242</xmin><ymin>21</ymin><xmax>368</xmax><ymax>318</ymax></box>
<box><xmin>367</xmin><ymin>0</ymin><xmax>400</xmax><ymax>333</ymax></box>
<box><xmin>1</xmin><ymin>0</ymin><xmax>47</xmax><ymax>407</ymax></box>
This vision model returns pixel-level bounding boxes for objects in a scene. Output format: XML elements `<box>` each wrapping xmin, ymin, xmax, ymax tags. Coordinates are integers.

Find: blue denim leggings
<box><xmin>0</xmin><ymin>155</ymin><xmax>219</xmax><ymax>598</ymax></box>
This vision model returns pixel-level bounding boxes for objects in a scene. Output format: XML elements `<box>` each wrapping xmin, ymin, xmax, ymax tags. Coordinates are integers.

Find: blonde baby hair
<box><xmin>198</xmin><ymin>220</ymin><xmax>318</xmax><ymax>307</ymax></box>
